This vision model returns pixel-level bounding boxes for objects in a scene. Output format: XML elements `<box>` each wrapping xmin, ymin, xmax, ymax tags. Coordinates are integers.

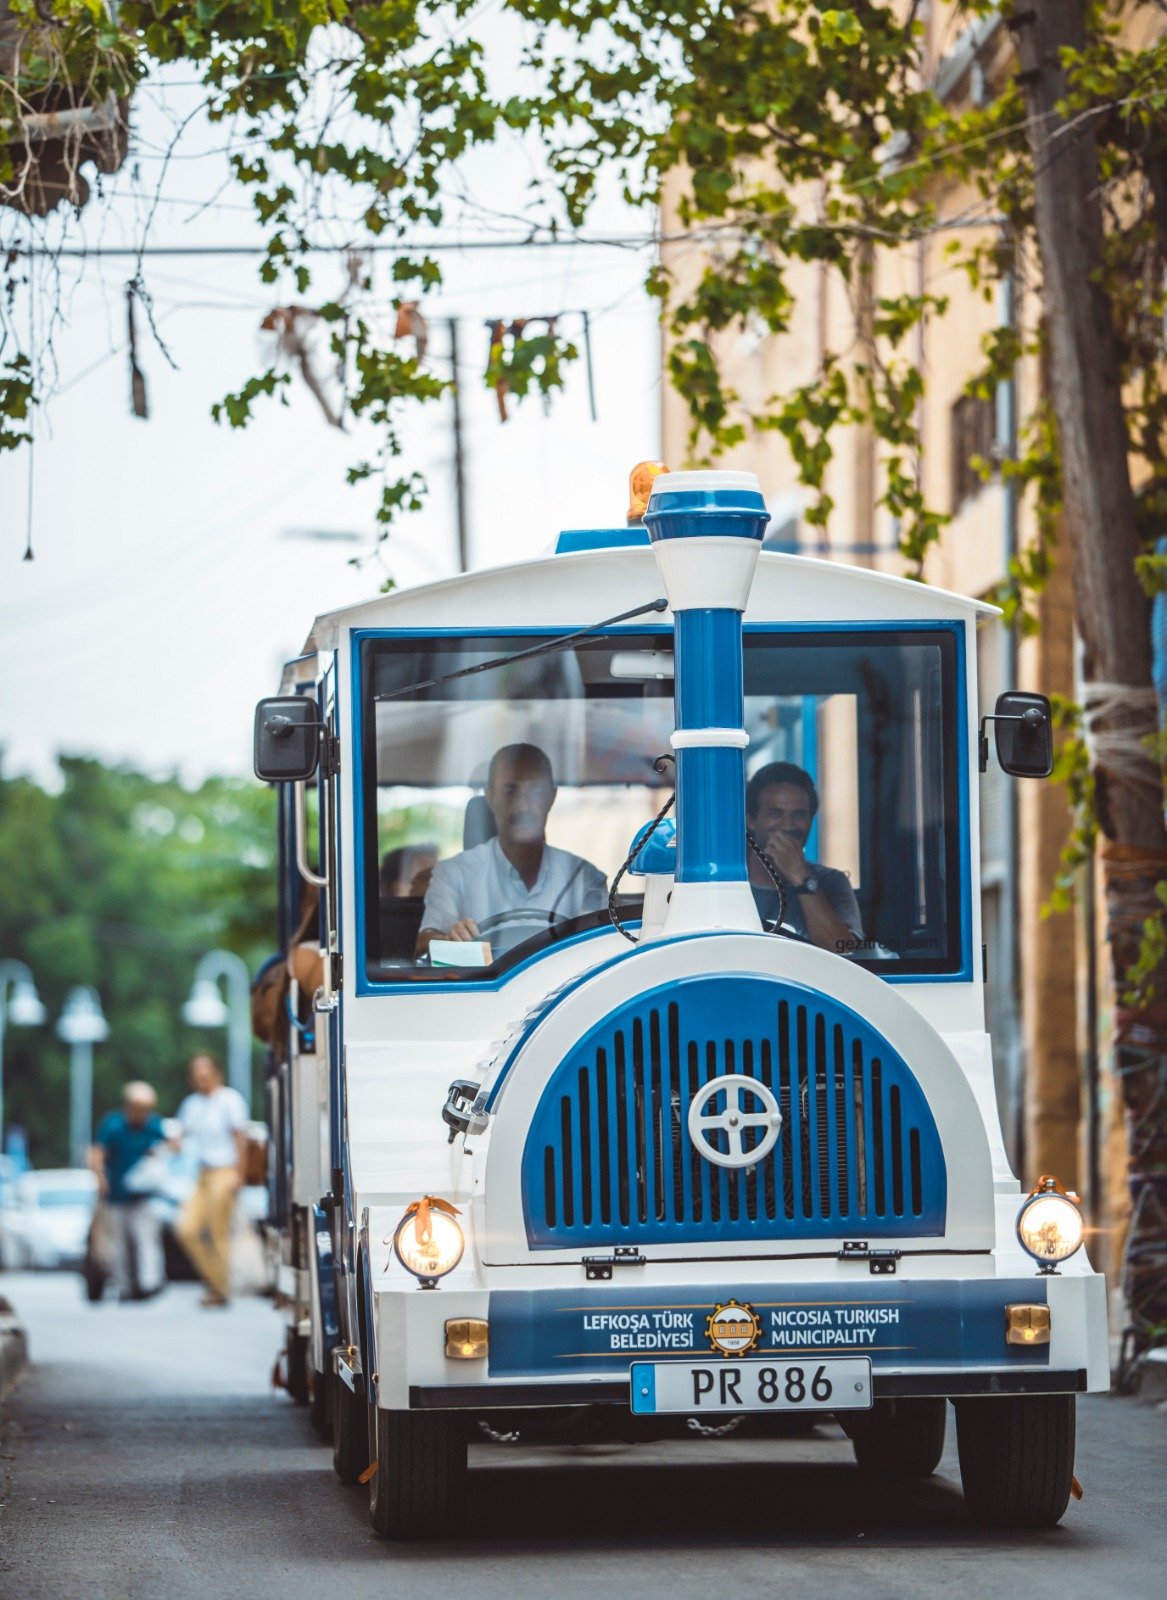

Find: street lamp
<box><xmin>182</xmin><ymin>950</ymin><xmax>252</xmax><ymax>1111</ymax></box>
<box><xmin>56</xmin><ymin>986</ymin><xmax>109</xmax><ymax>1169</ymax></box>
<box><xmin>0</xmin><ymin>959</ymin><xmax>46</xmax><ymax>1154</ymax></box>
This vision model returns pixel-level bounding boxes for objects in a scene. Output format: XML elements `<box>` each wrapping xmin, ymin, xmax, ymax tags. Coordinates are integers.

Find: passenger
<box><xmin>416</xmin><ymin>743</ymin><xmax>607</xmax><ymax>960</ymax></box>
<box><xmin>746</xmin><ymin>761</ymin><xmax>863</xmax><ymax>953</ymax></box>
<box><xmin>174</xmin><ymin>1053</ymin><xmax>249</xmax><ymax>1309</ymax></box>
<box><xmin>89</xmin><ymin>1081</ymin><xmax>169</xmax><ymax>1303</ymax></box>
<box><xmin>380</xmin><ymin>842</ymin><xmax>438</xmax><ymax>900</ymax></box>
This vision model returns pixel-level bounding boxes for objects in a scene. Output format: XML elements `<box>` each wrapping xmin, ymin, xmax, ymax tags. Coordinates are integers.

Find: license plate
<box><xmin>630</xmin><ymin>1356</ymin><xmax>872</xmax><ymax>1415</ymax></box>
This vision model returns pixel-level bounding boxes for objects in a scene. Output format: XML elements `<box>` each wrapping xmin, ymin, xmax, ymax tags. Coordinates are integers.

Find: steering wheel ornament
<box><xmin>687</xmin><ymin>1075</ymin><xmax>783</xmax><ymax>1169</ymax></box>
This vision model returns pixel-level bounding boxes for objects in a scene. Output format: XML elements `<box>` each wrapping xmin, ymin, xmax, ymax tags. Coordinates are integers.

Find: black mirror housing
<box><xmin>253</xmin><ymin>697</ymin><xmax>321</xmax><ymax>783</ymax></box>
<box><xmin>993</xmin><ymin>691</ymin><xmax>1053</xmax><ymax>778</ymax></box>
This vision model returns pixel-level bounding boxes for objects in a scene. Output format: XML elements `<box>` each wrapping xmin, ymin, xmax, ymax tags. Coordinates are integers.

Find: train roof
<box><xmin>298</xmin><ymin>537</ymin><xmax>996</xmax><ymax>667</ymax></box>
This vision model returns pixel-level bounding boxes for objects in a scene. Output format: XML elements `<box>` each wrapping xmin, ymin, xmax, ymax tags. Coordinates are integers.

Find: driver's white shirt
<box><xmin>421</xmin><ymin>839</ymin><xmax>608</xmax><ymax>955</ymax></box>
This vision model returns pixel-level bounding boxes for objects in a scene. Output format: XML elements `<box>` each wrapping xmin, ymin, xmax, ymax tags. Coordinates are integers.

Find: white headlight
<box><xmin>393</xmin><ymin>1202</ymin><xmax>464</xmax><ymax>1286</ymax></box>
<box><xmin>1016</xmin><ymin>1182</ymin><xmax>1083</xmax><ymax>1269</ymax></box>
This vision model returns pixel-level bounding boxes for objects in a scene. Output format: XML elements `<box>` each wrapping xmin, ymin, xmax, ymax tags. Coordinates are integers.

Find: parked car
<box><xmin>0</xmin><ymin>1168</ymin><xmax>97</xmax><ymax>1270</ymax></box>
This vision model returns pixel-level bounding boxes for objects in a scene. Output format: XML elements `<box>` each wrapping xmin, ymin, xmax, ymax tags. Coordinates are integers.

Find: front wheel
<box><xmin>308</xmin><ymin>1365</ymin><xmax>331</xmax><ymax>1442</ymax></box>
<box><xmin>954</xmin><ymin>1394</ymin><xmax>1076</xmax><ymax>1528</ymax></box>
<box><xmin>331</xmin><ymin>1376</ymin><xmax>370</xmax><ymax>1483</ymax></box>
<box><xmin>848</xmin><ymin>1397</ymin><xmax>947</xmax><ymax>1478</ymax></box>
<box><xmin>284</xmin><ymin>1327</ymin><xmax>310</xmax><ymax>1406</ymax></box>
<box><xmin>367</xmin><ymin>1404</ymin><xmax>468</xmax><ymax>1540</ymax></box>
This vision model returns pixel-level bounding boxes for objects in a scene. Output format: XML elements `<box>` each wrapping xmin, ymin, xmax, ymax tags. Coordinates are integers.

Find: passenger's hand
<box><xmin>446</xmin><ymin>917</ymin><xmax>482</xmax><ymax>942</ymax></box>
<box><xmin>765</xmin><ymin>829</ymin><xmax>808</xmax><ymax>886</ymax></box>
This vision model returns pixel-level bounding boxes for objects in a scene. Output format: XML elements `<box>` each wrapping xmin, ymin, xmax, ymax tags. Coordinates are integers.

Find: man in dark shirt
<box><xmin>746</xmin><ymin>761</ymin><xmax>863</xmax><ymax>953</ymax></box>
<box><xmin>90</xmin><ymin>1081</ymin><xmax>168</xmax><ymax>1301</ymax></box>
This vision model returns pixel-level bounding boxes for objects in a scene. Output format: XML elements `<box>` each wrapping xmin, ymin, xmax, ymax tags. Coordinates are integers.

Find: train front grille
<box><xmin>521</xmin><ymin>977</ymin><xmax>946</xmax><ymax>1249</ymax></box>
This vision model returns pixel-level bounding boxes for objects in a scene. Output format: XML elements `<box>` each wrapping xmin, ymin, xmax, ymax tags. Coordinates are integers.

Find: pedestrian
<box><xmin>174</xmin><ymin>1053</ymin><xmax>248</xmax><ymax>1308</ymax></box>
<box><xmin>88</xmin><ymin>1081</ymin><xmax>168</xmax><ymax>1302</ymax></box>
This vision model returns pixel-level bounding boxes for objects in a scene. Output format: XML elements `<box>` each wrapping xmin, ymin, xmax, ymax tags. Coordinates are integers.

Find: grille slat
<box><xmin>596</xmin><ymin>1046</ymin><xmax>611</xmax><ymax>1226</ymax></box>
<box><xmin>831</xmin><ymin>1024</ymin><xmax>847</xmax><ymax>1214</ymax></box>
<box><xmin>649</xmin><ymin>1008</ymin><xmax>665</xmax><ymax>1222</ymax></box>
<box><xmin>760</xmin><ymin>1037</ymin><xmax>777</xmax><ymax>1221</ymax></box>
<box><xmin>823</xmin><ymin>1020</ymin><xmax>840</xmax><ymax>1219</ymax></box>
<box><xmin>794</xmin><ymin>1005</ymin><xmax>809</xmax><ymax>1219</ymax></box>
<box><xmin>704</xmin><ymin>1040</ymin><xmax>720</xmax><ymax>1224</ymax></box>
<box><xmin>614</xmin><ymin>1031</ymin><xmax>630</xmax><ymax>1227</ymax></box>
<box><xmin>871</xmin><ymin>1057</ymin><xmax>886</xmax><ymax>1216</ymax></box>
<box><xmin>530</xmin><ymin>977</ymin><xmax>946</xmax><ymax>1248</ymax></box>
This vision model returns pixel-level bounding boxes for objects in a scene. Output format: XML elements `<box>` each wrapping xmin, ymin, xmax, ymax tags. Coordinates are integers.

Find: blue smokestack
<box><xmin>643</xmin><ymin>471</ymin><xmax>769</xmax><ymax>932</ymax></box>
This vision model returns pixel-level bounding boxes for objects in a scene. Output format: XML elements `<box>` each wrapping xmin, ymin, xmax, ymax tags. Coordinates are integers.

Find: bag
<box><xmin>241</xmin><ymin>1132</ymin><xmax>268</xmax><ymax>1188</ymax></box>
<box><xmin>229</xmin><ymin>1203</ymin><xmax>269</xmax><ymax>1297</ymax></box>
<box><xmin>250</xmin><ymin>953</ymin><xmax>287</xmax><ymax>1046</ymax></box>
<box><xmin>87</xmin><ymin>1200</ymin><xmax>114</xmax><ymax>1273</ymax></box>
<box><xmin>121</xmin><ymin>1149</ymin><xmax>170</xmax><ymax>1198</ymax></box>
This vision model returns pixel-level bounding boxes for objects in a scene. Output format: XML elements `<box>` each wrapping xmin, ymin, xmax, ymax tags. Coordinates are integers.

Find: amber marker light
<box><xmin>627</xmin><ymin>459</ymin><xmax>670</xmax><ymax>524</ymax></box>
<box><xmin>445</xmin><ymin>1318</ymin><xmax>489</xmax><ymax>1360</ymax></box>
<box><xmin>1005</xmin><ymin>1304</ymin><xmax>1052</xmax><ymax>1346</ymax></box>
<box><xmin>1016</xmin><ymin>1175</ymin><xmax>1084</xmax><ymax>1273</ymax></box>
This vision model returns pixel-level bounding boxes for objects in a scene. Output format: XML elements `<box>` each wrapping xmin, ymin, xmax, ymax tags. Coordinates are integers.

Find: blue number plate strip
<box><xmin>486</xmin><ymin>1279</ymin><xmax>1049</xmax><ymax>1379</ymax></box>
<box><xmin>631</xmin><ymin>1356</ymin><xmax>873</xmax><ymax>1415</ymax></box>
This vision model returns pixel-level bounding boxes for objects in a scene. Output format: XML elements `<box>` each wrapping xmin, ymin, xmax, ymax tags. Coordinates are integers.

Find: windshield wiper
<box><xmin>373</xmin><ymin>598</ymin><xmax>669</xmax><ymax>702</ymax></box>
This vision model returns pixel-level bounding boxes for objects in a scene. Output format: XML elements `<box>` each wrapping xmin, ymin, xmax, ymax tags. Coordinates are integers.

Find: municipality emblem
<box><xmin>705</xmin><ymin>1300</ymin><xmax>762</xmax><ymax>1357</ymax></box>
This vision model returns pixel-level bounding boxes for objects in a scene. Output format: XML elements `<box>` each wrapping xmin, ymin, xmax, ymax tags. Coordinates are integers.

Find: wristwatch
<box><xmin>795</xmin><ymin>874</ymin><xmax>820</xmax><ymax>896</ymax></box>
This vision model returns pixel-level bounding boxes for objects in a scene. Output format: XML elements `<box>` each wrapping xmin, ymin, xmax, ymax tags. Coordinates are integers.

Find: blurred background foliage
<box><xmin>0</xmin><ymin>755</ymin><xmax>276</xmax><ymax>1165</ymax></box>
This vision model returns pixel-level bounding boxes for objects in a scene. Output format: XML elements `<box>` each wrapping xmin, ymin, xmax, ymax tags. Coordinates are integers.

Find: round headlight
<box><xmin>1016</xmin><ymin>1181</ymin><xmax>1083</xmax><ymax>1269</ymax></box>
<box><xmin>393</xmin><ymin>1200</ymin><xmax>464</xmax><ymax>1286</ymax></box>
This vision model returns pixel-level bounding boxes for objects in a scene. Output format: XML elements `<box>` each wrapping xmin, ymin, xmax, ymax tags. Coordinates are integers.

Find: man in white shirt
<box><xmin>174</xmin><ymin>1053</ymin><xmax>248</xmax><ymax>1307</ymax></box>
<box><xmin>417</xmin><ymin>743</ymin><xmax>607</xmax><ymax>961</ymax></box>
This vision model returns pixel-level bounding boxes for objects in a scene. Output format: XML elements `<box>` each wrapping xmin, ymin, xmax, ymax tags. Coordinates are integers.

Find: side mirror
<box><xmin>253</xmin><ymin>697</ymin><xmax>322</xmax><ymax>783</ymax></box>
<box><xmin>987</xmin><ymin>691</ymin><xmax>1053</xmax><ymax>779</ymax></box>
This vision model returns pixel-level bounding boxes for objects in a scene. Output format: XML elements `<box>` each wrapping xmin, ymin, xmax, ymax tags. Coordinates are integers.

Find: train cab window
<box><xmin>741</xmin><ymin>628</ymin><xmax>962</xmax><ymax>973</ymax></box>
<box><xmin>358</xmin><ymin>627</ymin><xmax>965</xmax><ymax>982</ymax></box>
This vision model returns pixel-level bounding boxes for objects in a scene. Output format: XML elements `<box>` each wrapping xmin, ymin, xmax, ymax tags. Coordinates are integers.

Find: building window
<box><xmin>950</xmin><ymin>391</ymin><xmax>996</xmax><ymax>512</ymax></box>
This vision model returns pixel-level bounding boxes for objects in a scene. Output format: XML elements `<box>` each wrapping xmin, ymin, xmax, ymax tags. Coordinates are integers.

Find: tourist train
<box><xmin>253</xmin><ymin>465</ymin><xmax>1106</xmax><ymax>1538</ymax></box>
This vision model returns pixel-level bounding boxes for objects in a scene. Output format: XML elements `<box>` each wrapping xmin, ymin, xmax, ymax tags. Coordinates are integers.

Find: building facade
<box><xmin>659</xmin><ymin>4</ymin><xmax>1139</xmax><ymax>1293</ymax></box>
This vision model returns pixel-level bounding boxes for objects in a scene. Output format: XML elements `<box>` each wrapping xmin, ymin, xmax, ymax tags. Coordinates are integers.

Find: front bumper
<box><xmin>372</xmin><ymin>1270</ymin><xmax>1110</xmax><ymax>1409</ymax></box>
<box><xmin>408</xmin><ymin>1368</ymin><xmax>1090</xmax><ymax>1410</ymax></box>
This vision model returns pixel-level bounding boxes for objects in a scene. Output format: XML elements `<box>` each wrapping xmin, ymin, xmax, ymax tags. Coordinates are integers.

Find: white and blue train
<box><xmin>253</xmin><ymin>466</ymin><xmax>1108</xmax><ymax>1539</ymax></box>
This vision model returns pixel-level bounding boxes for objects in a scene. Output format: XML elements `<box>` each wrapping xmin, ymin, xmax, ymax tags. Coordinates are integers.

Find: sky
<box><xmin>0</xmin><ymin>50</ymin><xmax>662</xmax><ymax>788</ymax></box>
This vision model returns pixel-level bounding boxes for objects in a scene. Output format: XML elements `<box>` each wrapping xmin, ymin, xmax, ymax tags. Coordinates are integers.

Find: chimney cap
<box><xmin>648</xmin><ymin>469</ymin><xmax>762</xmax><ymax>497</ymax></box>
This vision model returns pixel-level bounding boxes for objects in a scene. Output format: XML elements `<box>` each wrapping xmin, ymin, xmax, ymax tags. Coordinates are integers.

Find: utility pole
<box><xmin>57</xmin><ymin>987</ymin><xmax>109</xmax><ymax>1168</ymax></box>
<box><xmin>183</xmin><ymin>950</ymin><xmax>253</xmax><ymax>1111</ymax></box>
<box><xmin>0</xmin><ymin>960</ymin><xmax>46</xmax><ymax>1152</ymax></box>
<box><xmin>449</xmin><ymin>318</ymin><xmax>470</xmax><ymax>571</ymax></box>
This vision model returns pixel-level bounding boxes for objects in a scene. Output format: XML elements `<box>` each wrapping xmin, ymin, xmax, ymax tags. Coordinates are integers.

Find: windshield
<box><xmin>358</xmin><ymin>626</ymin><xmax>964</xmax><ymax>982</ymax></box>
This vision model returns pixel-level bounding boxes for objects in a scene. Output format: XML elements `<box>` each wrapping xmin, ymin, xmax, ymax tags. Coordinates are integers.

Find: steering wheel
<box><xmin>472</xmin><ymin>909</ymin><xmax>555</xmax><ymax>937</ymax></box>
<box><xmin>477</xmin><ymin>906</ymin><xmax>616</xmax><ymax>956</ymax></box>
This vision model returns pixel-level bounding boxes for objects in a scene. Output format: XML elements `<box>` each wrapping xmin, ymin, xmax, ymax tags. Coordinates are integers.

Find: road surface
<box><xmin>0</xmin><ymin>1272</ymin><xmax>1162</xmax><ymax>1600</ymax></box>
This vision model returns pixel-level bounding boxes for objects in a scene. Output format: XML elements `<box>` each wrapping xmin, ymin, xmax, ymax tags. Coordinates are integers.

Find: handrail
<box><xmin>294</xmin><ymin>780</ymin><xmax>328</xmax><ymax>888</ymax></box>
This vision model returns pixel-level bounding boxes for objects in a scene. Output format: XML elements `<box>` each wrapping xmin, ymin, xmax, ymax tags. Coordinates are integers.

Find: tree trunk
<box><xmin>1011</xmin><ymin>0</ymin><xmax>1167</xmax><ymax>1368</ymax></box>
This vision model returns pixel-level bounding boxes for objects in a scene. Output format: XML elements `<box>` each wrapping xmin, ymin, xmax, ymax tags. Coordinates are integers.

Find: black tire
<box><xmin>332</xmin><ymin>1375</ymin><xmax>370</xmax><ymax>1483</ymax></box>
<box><xmin>308</xmin><ymin>1365</ymin><xmax>331</xmax><ymax>1441</ymax></box>
<box><xmin>367</xmin><ymin>1404</ymin><xmax>467</xmax><ymax>1540</ymax></box>
<box><xmin>285</xmin><ymin>1328</ymin><xmax>310</xmax><ymax>1406</ymax></box>
<box><xmin>954</xmin><ymin>1394</ymin><xmax>1076</xmax><ymax>1528</ymax></box>
<box><xmin>849</xmin><ymin>1397</ymin><xmax>947</xmax><ymax>1478</ymax></box>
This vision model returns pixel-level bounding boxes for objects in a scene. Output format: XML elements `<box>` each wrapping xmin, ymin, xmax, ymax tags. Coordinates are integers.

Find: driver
<box><xmin>416</xmin><ymin>743</ymin><xmax>607</xmax><ymax>960</ymax></box>
<box><xmin>746</xmin><ymin>761</ymin><xmax>863</xmax><ymax>953</ymax></box>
